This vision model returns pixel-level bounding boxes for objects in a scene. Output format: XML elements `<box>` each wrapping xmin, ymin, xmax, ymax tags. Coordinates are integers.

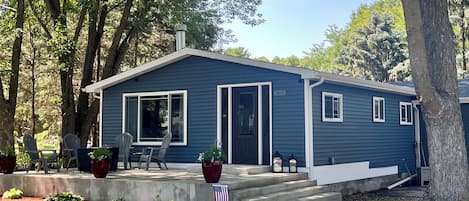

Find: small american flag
<box><xmin>213</xmin><ymin>184</ymin><xmax>229</xmax><ymax>201</ymax></box>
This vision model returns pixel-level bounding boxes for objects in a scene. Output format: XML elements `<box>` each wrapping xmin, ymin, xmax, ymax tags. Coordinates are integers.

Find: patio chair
<box><xmin>115</xmin><ymin>132</ymin><xmax>133</xmax><ymax>169</ymax></box>
<box><xmin>63</xmin><ymin>133</ymin><xmax>81</xmax><ymax>170</ymax></box>
<box><xmin>23</xmin><ymin>134</ymin><xmax>60</xmax><ymax>174</ymax></box>
<box><xmin>139</xmin><ymin>132</ymin><xmax>172</xmax><ymax>170</ymax></box>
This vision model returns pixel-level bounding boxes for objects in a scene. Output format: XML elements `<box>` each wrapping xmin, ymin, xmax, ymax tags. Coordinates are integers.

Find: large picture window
<box><xmin>322</xmin><ymin>92</ymin><xmax>343</xmax><ymax>122</ymax></box>
<box><xmin>123</xmin><ymin>90</ymin><xmax>187</xmax><ymax>145</ymax></box>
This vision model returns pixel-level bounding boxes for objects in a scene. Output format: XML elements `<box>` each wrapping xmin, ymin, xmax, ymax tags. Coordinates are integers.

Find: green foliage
<box><xmin>88</xmin><ymin>148</ymin><xmax>111</xmax><ymax>161</ymax></box>
<box><xmin>15</xmin><ymin>151</ymin><xmax>30</xmax><ymax>170</ymax></box>
<box><xmin>35</xmin><ymin>130</ymin><xmax>60</xmax><ymax>151</ymax></box>
<box><xmin>198</xmin><ymin>146</ymin><xmax>226</xmax><ymax>163</ymax></box>
<box><xmin>336</xmin><ymin>13</ymin><xmax>407</xmax><ymax>82</ymax></box>
<box><xmin>112</xmin><ymin>198</ymin><xmax>126</xmax><ymax>201</ymax></box>
<box><xmin>223</xmin><ymin>47</ymin><xmax>251</xmax><ymax>58</ymax></box>
<box><xmin>2</xmin><ymin>188</ymin><xmax>23</xmax><ymax>199</ymax></box>
<box><xmin>1</xmin><ymin>146</ymin><xmax>16</xmax><ymax>157</ymax></box>
<box><xmin>44</xmin><ymin>192</ymin><xmax>84</xmax><ymax>201</ymax></box>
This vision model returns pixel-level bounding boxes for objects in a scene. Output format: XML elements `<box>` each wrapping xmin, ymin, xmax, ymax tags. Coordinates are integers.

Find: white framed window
<box><xmin>123</xmin><ymin>90</ymin><xmax>188</xmax><ymax>146</ymax></box>
<box><xmin>322</xmin><ymin>92</ymin><xmax>343</xmax><ymax>122</ymax></box>
<box><xmin>373</xmin><ymin>97</ymin><xmax>385</xmax><ymax>122</ymax></box>
<box><xmin>399</xmin><ymin>102</ymin><xmax>413</xmax><ymax>125</ymax></box>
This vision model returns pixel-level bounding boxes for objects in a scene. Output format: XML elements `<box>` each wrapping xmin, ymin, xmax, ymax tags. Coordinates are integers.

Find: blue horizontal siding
<box><xmin>102</xmin><ymin>56</ymin><xmax>306</xmax><ymax>166</ymax></box>
<box><xmin>420</xmin><ymin>103</ymin><xmax>469</xmax><ymax>167</ymax></box>
<box><xmin>312</xmin><ymin>82</ymin><xmax>416</xmax><ymax>173</ymax></box>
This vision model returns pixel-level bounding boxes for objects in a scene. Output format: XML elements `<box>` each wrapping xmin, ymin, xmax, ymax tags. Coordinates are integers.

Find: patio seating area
<box><xmin>0</xmin><ymin>164</ymin><xmax>320</xmax><ymax>201</ymax></box>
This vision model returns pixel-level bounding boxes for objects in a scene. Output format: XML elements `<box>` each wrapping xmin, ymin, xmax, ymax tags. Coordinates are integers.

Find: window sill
<box><xmin>132</xmin><ymin>142</ymin><xmax>187</xmax><ymax>146</ymax></box>
<box><xmin>400</xmin><ymin>122</ymin><xmax>413</xmax><ymax>126</ymax></box>
<box><xmin>373</xmin><ymin>119</ymin><xmax>385</xmax><ymax>123</ymax></box>
<box><xmin>322</xmin><ymin>118</ymin><xmax>343</xmax><ymax>123</ymax></box>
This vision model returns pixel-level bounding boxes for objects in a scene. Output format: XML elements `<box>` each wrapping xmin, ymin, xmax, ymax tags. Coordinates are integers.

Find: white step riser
<box><xmin>232</xmin><ymin>180</ymin><xmax>315</xmax><ymax>200</ymax></box>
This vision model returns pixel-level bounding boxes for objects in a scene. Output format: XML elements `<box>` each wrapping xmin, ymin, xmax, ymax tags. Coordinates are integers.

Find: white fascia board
<box><xmin>83</xmin><ymin>48</ymin><xmax>317</xmax><ymax>93</ymax></box>
<box><xmin>83</xmin><ymin>51</ymin><xmax>192</xmax><ymax>93</ymax></box>
<box><xmin>460</xmin><ymin>97</ymin><xmax>469</xmax><ymax>103</ymax></box>
<box><xmin>305</xmin><ymin>72</ymin><xmax>416</xmax><ymax>96</ymax></box>
<box><xmin>83</xmin><ymin>48</ymin><xmax>415</xmax><ymax>96</ymax></box>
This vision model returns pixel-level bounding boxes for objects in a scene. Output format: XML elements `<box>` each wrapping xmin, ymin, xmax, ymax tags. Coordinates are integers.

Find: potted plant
<box><xmin>88</xmin><ymin>148</ymin><xmax>111</xmax><ymax>178</ymax></box>
<box><xmin>0</xmin><ymin>147</ymin><xmax>16</xmax><ymax>174</ymax></box>
<box><xmin>198</xmin><ymin>146</ymin><xmax>226</xmax><ymax>183</ymax></box>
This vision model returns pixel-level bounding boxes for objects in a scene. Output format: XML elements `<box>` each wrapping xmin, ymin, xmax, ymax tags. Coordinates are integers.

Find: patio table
<box><xmin>77</xmin><ymin>147</ymin><xmax>119</xmax><ymax>172</ymax></box>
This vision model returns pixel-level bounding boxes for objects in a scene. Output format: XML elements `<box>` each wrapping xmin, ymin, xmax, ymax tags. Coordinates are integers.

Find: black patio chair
<box><xmin>23</xmin><ymin>134</ymin><xmax>60</xmax><ymax>174</ymax></box>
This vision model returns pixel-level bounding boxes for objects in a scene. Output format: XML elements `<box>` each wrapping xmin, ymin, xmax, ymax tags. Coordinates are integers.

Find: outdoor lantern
<box><xmin>272</xmin><ymin>151</ymin><xmax>283</xmax><ymax>173</ymax></box>
<box><xmin>288</xmin><ymin>154</ymin><xmax>298</xmax><ymax>173</ymax></box>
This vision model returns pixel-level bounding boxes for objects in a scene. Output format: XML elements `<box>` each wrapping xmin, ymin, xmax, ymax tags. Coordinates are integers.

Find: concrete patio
<box><xmin>0</xmin><ymin>164</ymin><xmax>334</xmax><ymax>201</ymax></box>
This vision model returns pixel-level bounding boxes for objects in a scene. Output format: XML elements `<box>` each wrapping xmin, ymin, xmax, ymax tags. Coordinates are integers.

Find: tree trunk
<box><xmin>0</xmin><ymin>0</ymin><xmax>25</xmax><ymax>148</ymax></box>
<box><xmin>76</xmin><ymin>0</ymin><xmax>107</xmax><ymax>146</ymax></box>
<box><xmin>402</xmin><ymin>0</ymin><xmax>469</xmax><ymax>200</ymax></box>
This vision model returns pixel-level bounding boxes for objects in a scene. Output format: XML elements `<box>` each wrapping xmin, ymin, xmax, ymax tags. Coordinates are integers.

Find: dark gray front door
<box><xmin>232</xmin><ymin>86</ymin><xmax>258</xmax><ymax>164</ymax></box>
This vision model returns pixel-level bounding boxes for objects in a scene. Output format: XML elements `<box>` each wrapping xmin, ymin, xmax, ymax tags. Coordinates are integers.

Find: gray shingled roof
<box><xmin>393</xmin><ymin>79</ymin><xmax>469</xmax><ymax>97</ymax></box>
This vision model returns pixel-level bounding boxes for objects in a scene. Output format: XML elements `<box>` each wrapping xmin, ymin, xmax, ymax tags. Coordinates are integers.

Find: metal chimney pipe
<box><xmin>175</xmin><ymin>24</ymin><xmax>187</xmax><ymax>51</ymax></box>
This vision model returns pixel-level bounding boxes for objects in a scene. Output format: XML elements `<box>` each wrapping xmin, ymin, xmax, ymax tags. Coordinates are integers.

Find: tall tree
<box><xmin>223</xmin><ymin>47</ymin><xmax>251</xmax><ymax>58</ymax></box>
<box><xmin>0</xmin><ymin>0</ymin><xmax>25</xmax><ymax>148</ymax></box>
<box><xmin>27</xmin><ymin>0</ymin><xmax>264</xmax><ymax>147</ymax></box>
<box><xmin>449</xmin><ymin>0</ymin><xmax>469</xmax><ymax>73</ymax></box>
<box><xmin>337</xmin><ymin>12</ymin><xmax>407</xmax><ymax>82</ymax></box>
<box><xmin>402</xmin><ymin>0</ymin><xmax>468</xmax><ymax>200</ymax></box>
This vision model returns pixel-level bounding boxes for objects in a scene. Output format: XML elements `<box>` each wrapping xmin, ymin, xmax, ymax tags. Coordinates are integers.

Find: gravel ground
<box><xmin>343</xmin><ymin>186</ymin><xmax>428</xmax><ymax>201</ymax></box>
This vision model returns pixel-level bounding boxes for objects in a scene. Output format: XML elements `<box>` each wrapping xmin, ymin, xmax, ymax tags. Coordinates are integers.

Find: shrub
<box><xmin>112</xmin><ymin>198</ymin><xmax>126</xmax><ymax>201</ymax></box>
<box><xmin>2</xmin><ymin>188</ymin><xmax>23</xmax><ymax>199</ymax></box>
<box><xmin>44</xmin><ymin>192</ymin><xmax>84</xmax><ymax>201</ymax></box>
<box><xmin>16</xmin><ymin>151</ymin><xmax>31</xmax><ymax>170</ymax></box>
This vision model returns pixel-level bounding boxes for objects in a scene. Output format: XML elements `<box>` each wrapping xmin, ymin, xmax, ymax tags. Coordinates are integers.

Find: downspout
<box><xmin>306</xmin><ymin>76</ymin><xmax>324</xmax><ymax>180</ymax></box>
<box><xmin>412</xmin><ymin>100</ymin><xmax>421</xmax><ymax>169</ymax></box>
<box><xmin>94</xmin><ymin>90</ymin><xmax>103</xmax><ymax>147</ymax></box>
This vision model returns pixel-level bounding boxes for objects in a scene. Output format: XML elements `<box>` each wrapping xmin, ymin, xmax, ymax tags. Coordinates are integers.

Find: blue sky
<box><xmin>221</xmin><ymin>0</ymin><xmax>376</xmax><ymax>59</ymax></box>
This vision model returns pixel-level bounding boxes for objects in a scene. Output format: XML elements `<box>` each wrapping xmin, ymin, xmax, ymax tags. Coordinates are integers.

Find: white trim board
<box><xmin>83</xmin><ymin>48</ymin><xmax>415</xmax><ymax>96</ymax></box>
<box><xmin>216</xmin><ymin>82</ymin><xmax>272</xmax><ymax>165</ymax></box>
<box><xmin>313</xmin><ymin>161</ymin><xmax>398</xmax><ymax>185</ymax></box>
<box><xmin>121</xmin><ymin>90</ymin><xmax>188</xmax><ymax>146</ymax></box>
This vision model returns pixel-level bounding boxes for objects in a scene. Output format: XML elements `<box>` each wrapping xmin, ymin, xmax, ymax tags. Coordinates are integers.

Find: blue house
<box><xmin>84</xmin><ymin>48</ymin><xmax>417</xmax><ymax>185</ymax></box>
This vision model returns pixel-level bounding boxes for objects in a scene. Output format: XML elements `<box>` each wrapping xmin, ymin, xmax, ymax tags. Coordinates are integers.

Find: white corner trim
<box><xmin>313</xmin><ymin>161</ymin><xmax>398</xmax><ymax>185</ymax></box>
<box><xmin>321</xmin><ymin>92</ymin><xmax>343</xmax><ymax>122</ymax></box>
<box><xmin>99</xmin><ymin>89</ymin><xmax>103</xmax><ymax>147</ymax></box>
<box><xmin>303</xmin><ymin>79</ymin><xmax>311</xmax><ymax>174</ymax></box>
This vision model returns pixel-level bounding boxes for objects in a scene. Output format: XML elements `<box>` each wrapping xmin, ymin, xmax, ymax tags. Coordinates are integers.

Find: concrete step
<box><xmin>228</xmin><ymin>173</ymin><xmax>309</xmax><ymax>190</ymax></box>
<box><xmin>187</xmin><ymin>164</ymin><xmax>270</xmax><ymax>176</ymax></box>
<box><xmin>232</xmin><ymin>179</ymin><xmax>316</xmax><ymax>201</ymax></box>
<box><xmin>297</xmin><ymin>192</ymin><xmax>342</xmax><ymax>201</ymax></box>
<box><xmin>243</xmin><ymin>185</ymin><xmax>329</xmax><ymax>201</ymax></box>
